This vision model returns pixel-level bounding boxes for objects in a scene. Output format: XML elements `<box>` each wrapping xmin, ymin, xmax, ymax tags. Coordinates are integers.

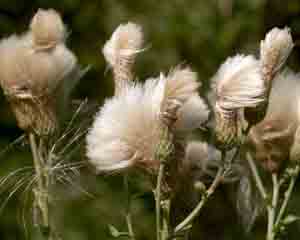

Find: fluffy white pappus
<box><xmin>265</xmin><ymin>70</ymin><xmax>300</xmax><ymax>123</ymax></box>
<box><xmin>163</xmin><ymin>66</ymin><xmax>200</xmax><ymax>107</ymax></box>
<box><xmin>30</xmin><ymin>9</ymin><xmax>66</xmax><ymax>49</ymax></box>
<box><xmin>174</xmin><ymin>95</ymin><xmax>209</xmax><ymax>132</ymax></box>
<box><xmin>213</xmin><ymin>54</ymin><xmax>265</xmax><ymax>111</ymax></box>
<box><xmin>86</xmin><ymin>67</ymin><xmax>204</xmax><ymax>173</ymax></box>
<box><xmin>260</xmin><ymin>27</ymin><xmax>294</xmax><ymax>75</ymax></box>
<box><xmin>0</xmin><ymin>34</ymin><xmax>26</xmax><ymax>93</ymax></box>
<box><xmin>0</xmin><ymin>32</ymin><xmax>77</xmax><ymax>96</ymax></box>
<box><xmin>86</xmin><ymin>83</ymin><xmax>164</xmax><ymax>173</ymax></box>
<box><xmin>102</xmin><ymin>22</ymin><xmax>143</xmax><ymax>68</ymax></box>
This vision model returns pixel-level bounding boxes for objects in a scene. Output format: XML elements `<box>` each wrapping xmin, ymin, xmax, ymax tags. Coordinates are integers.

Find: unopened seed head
<box><xmin>260</xmin><ymin>27</ymin><xmax>293</xmax><ymax>83</ymax></box>
<box><xmin>0</xmin><ymin>10</ymin><xmax>78</xmax><ymax>136</ymax></box>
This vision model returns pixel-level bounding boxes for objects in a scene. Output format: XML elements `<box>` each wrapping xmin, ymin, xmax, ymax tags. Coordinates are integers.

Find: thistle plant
<box><xmin>85</xmin><ymin>22</ymin><xmax>300</xmax><ymax>240</ymax></box>
<box><xmin>0</xmin><ymin>7</ymin><xmax>299</xmax><ymax>240</ymax></box>
<box><xmin>0</xmin><ymin>9</ymin><xmax>84</xmax><ymax>239</ymax></box>
<box><xmin>86</xmin><ymin>22</ymin><xmax>210</xmax><ymax>240</ymax></box>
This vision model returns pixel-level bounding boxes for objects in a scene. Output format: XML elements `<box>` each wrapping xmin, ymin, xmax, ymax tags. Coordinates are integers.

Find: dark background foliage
<box><xmin>0</xmin><ymin>0</ymin><xmax>300</xmax><ymax>239</ymax></box>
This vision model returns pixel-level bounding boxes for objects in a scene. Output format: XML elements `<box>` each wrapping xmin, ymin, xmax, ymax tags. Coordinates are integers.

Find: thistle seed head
<box><xmin>86</xmin><ymin>82</ymin><xmax>164</xmax><ymax>173</ymax></box>
<box><xmin>245</xmin><ymin>27</ymin><xmax>294</xmax><ymax>125</ymax></box>
<box><xmin>160</xmin><ymin>66</ymin><xmax>200</xmax><ymax>128</ymax></box>
<box><xmin>260</xmin><ymin>27</ymin><xmax>293</xmax><ymax>84</ymax></box>
<box><xmin>102</xmin><ymin>22</ymin><xmax>143</xmax><ymax>94</ymax></box>
<box><xmin>247</xmin><ymin>71</ymin><xmax>300</xmax><ymax>172</ymax></box>
<box><xmin>213</xmin><ymin>54</ymin><xmax>265</xmax><ymax>112</ymax></box>
<box><xmin>86</xmin><ymin>65</ymin><xmax>207</xmax><ymax>174</ymax></box>
<box><xmin>213</xmin><ymin>54</ymin><xmax>263</xmax><ymax>149</ymax></box>
<box><xmin>0</xmin><ymin>10</ymin><xmax>78</xmax><ymax>136</ymax></box>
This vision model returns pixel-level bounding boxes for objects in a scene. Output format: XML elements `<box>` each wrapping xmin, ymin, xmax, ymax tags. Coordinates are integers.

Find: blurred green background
<box><xmin>0</xmin><ymin>0</ymin><xmax>300</xmax><ymax>239</ymax></box>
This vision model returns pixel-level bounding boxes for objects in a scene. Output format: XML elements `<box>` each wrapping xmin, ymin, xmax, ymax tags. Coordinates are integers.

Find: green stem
<box><xmin>246</xmin><ymin>152</ymin><xmax>267</xmax><ymax>200</ymax></box>
<box><xmin>162</xmin><ymin>199</ymin><xmax>170</xmax><ymax>240</ymax></box>
<box><xmin>267</xmin><ymin>174</ymin><xmax>279</xmax><ymax>240</ymax></box>
<box><xmin>156</xmin><ymin>162</ymin><xmax>165</xmax><ymax>240</ymax></box>
<box><xmin>275</xmin><ymin>165</ymin><xmax>300</xmax><ymax>227</ymax></box>
<box><xmin>124</xmin><ymin>175</ymin><xmax>135</xmax><ymax>240</ymax></box>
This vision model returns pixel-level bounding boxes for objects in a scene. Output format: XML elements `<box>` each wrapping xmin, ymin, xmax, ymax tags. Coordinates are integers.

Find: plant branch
<box><xmin>275</xmin><ymin>165</ymin><xmax>300</xmax><ymax>227</ymax></box>
<box><xmin>161</xmin><ymin>199</ymin><xmax>170</xmax><ymax>240</ymax></box>
<box><xmin>156</xmin><ymin>162</ymin><xmax>165</xmax><ymax>240</ymax></box>
<box><xmin>267</xmin><ymin>174</ymin><xmax>279</xmax><ymax>240</ymax></box>
<box><xmin>246</xmin><ymin>152</ymin><xmax>267</xmax><ymax>200</ymax></box>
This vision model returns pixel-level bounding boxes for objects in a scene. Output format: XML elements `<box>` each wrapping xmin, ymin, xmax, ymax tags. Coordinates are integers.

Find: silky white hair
<box><xmin>175</xmin><ymin>95</ymin><xmax>209</xmax><ymax>132</ymax></box>
<box><xmin>0</xmin><ymin>10</ymin><xmax>79</xmax><ymax>135</ymax></box>
<box><xmin>0</xmin><ymin>14</ymin><xmax>77</xmax><ymax>97</ymax></box>
<box><xmin>102</xmin><ymin>22</ymin><xmax>143</xmax><ymax>69</ymax></box>
<box><xmin>265</xmin><ymin>69</ymin><xmax>300</xmax><ymax>123</ymax></box>
<box><xmin>213</xmin><ymin>54</ymin><xmax>265</xmax><ymax>113</ymax></box>
<box><xmin>86</xmin><ymin>67</ymin><xmax>208</xmax><ymax>172</ymax></box>
<box><xmin>260</xmin><ymin>27</ymin><xmax>294</xmax><ymax>78</ymax></box>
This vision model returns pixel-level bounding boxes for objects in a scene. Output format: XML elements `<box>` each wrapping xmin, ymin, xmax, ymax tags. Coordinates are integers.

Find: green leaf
<box><xmin>282</xmin><ymin>214</ymin><xmax>300</xmax><ymax>225</ymax></box>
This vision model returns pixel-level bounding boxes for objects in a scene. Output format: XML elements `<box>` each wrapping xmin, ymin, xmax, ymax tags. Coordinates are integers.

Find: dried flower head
<box><xmin>245</xmin><ymin>27</ymin><xmax>294</xmax><ymax>125</ymax></box>
<box><xmin>86</xmin><ymin>66</ymin><xmax>207</xmax><ymax>173</ymax></box>
<box><xmin>260</xmin><ymin>27</ymin><xmax>293</xmax><ymax>84</ymax></box>
<box><xmin>248</xmin><ymin>71</ymin><xmax>300</xmax><ymax>172</ymax></box>
<box><xmin>30</xmin><ymin>9</ymin><xmax>66</xmax><ymax>50</ymax></box>
<box><xmin>213</xmin><ymin>54</ymin><xmax>264</xmax><ymax>149</ymax></box>
<box><xmin>103</xmin><ymin>22</ymin><xmax>143</xmax><ymax>94</ymax></box>
<box><xmin>160</xmin><ymin>66</ymin><xmax>201</xmax><ymax>127</ymax></box>
<box><xmin>0</xmin><ymin>10</ymin><xmax>78</xmax><ymax>136</ymax></box>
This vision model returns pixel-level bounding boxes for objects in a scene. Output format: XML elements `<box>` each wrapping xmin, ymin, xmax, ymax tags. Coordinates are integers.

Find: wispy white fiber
<box><xmin>260</xmin><ymin>27</ymin><xmax>294</xmax><ymax>77</ymax></box>
<box><xmin>214</xmin><ymin>54</ymin><xmax>265</xmax><ymax>112</ymax></box>
<box><xmin>86</xmin><ymin>66</ymin><xmax>208</xmax><ymax>172</ymax></box>
<box><xmin>102</xmin><ymin>22</ymin><xmax>143</xmax><ymax>68</ymax></box>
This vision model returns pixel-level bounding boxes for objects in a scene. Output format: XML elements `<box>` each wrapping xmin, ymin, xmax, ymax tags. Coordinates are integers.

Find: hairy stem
<box><xmin>29</xmin><ymin>133</ymin><xmax>51</xmax><ymax>239</ymax></box>
<box><xmin>124</xmin><ymin>174</ymin><xmax>135</xmax><ymax>240</ymax></box>
<box><xmin>275</xmin><ymin>165</ymin><xmax>300</xmax><ymax>227</ymax></box>
<box><xmin>156</xmin><ymin>162</ymin><xmax>165</xmax><ymax>240</ymax></box>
